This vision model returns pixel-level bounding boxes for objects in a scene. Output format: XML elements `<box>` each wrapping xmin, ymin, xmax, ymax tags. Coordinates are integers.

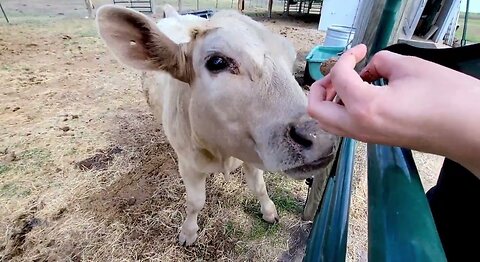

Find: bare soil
<box><xmin>0</xmin><ymin>1</ymin><xmax>444</xmax><ymax>261</ymax></box>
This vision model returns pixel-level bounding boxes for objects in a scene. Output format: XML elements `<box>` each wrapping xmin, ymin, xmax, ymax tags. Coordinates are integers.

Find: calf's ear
<box><xmin>96</xmin><ymin>5</ymin><xmax>193</xmax><ymax>83</ymax></box>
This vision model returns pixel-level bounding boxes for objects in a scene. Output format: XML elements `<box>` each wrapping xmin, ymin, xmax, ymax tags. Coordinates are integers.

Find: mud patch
<box><xmin>0</xmin><ymin>151</ymin><xmax>17</xmax><ymax>164</ymax></box>
<box><xmin>278</xmin><ymin>222</ymin><xmax>312</xmax><ymax>262</ymax></box>
<box><xmin>2</xmin><ymin>214</ymin><xmax>42</xmax><ymax>261</ymax></box>
<box><xmin>76</xmin><ymin>146</ymin><xmax>122</xmax><ymax>171</ymax></box>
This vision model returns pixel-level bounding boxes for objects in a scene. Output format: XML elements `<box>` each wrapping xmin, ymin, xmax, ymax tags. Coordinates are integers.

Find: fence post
<box><xmin>268</xmin><ymin>0</ymin><xmax>273</xmax><ymax>18</ymax></box>
<box><xmin>0</xmin><ymin>3</ymin><xmax>9</xmax><ymax>23</ymax></box>
<box><xmin>302</xmin><ymin>160</ymin><xmax>332</xmax><ymax>221</ymax></box>
<box><xmin>368</xmin><ymin>146</ymin><xmax>447</xmax><ymax>261</ymax></box>
<box><xmin>85</xmin><ymin>0</ymin><xmax>94</xmax><ymax>18</ymax></box>
<box><xmin>303</xmin><ymin>139</ymin><xmax>341</xmax><ymax>221</ymax></box>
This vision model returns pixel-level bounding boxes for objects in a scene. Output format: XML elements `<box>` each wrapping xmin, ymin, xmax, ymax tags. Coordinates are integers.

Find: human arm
<box><xmin>307</xmin><ymin>44</ymin><xmax>480</xmax><ymax>178</ymax></box>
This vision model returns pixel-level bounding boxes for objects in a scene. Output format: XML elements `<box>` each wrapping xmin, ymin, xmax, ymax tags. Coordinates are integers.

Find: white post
<box><xmin>151</xmin><ymin>0</ymin><xmax>157</xmax><ymax>14</ymax></box>
<box><xmin>85</xmin><ymin>0</ymin><xmax>94</xmax><ymax>19</ymax></box>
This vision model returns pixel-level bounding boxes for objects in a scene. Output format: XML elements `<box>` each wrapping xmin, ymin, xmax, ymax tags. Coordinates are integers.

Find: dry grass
<box><xmin>0</xmin><ymin>2</ymin><xmax>445</xmax><ymax>261</ymax></box>
<box><xmin>0</xmin><ymin>11</ymin><xmax>319</xmax><ymax>262</ymax></box>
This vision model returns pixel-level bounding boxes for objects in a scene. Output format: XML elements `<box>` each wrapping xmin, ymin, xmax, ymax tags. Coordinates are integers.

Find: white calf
<box><xmin>96</xmin><ymin>5</ymin><xmax>337</xmax><ymax>246</ymax></box>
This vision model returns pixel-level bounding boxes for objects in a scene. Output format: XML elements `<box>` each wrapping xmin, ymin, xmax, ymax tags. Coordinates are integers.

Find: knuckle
<box><xmin>372</xmin><ymin>51</ymin><xmax>389</xmax><ymax>66</ymax></box>
<box><xmin>330</xmin><ymin>64</ymin><xmax>341</xmax><ymax>77</ymax></box>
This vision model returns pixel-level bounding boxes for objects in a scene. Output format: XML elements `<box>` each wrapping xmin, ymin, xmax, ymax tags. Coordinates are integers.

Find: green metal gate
<box><xmin>303</xmin><ymin>0</ymin><xmax>447</xmax><ymax>261</ymax></box>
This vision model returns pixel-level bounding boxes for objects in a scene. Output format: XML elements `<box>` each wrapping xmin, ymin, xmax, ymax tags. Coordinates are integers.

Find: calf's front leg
<box><xmin>243</xmin><ymin>163</ymin><xmax>279</xmax><ymax>223</ymax></box>
<box><xmin>178</xmin><ymin>162</ymin><xmax>207</xmax><ymax>246</ymax></box>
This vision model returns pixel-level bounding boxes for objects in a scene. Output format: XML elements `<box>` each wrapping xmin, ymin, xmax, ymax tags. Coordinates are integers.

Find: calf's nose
<box><xmin>289</xmin><ymin>126</ymin><xmax>313</xmax><ymax>149</ymax></box>
<box><xmin>288</xmin><ymin>119</ymin><xmax>337</xmax><ymax>162</ymax></box>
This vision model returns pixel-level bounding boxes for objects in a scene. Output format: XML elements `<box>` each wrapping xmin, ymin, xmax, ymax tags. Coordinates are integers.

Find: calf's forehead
<box><xmin>199</xmin><ymin>28</ymin><xmax>265</xmax><ymax>57</ymax></box>
<box><xmin>198</xmin><ymin>19</ymin><xmax>291</xmax><ymax>65</ymax></box>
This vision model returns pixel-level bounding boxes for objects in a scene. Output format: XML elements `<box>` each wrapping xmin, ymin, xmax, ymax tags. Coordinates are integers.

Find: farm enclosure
<box><xmin>456</xmin><ymin>12</ymin><xmax>480</xmax><ymax>43</ymax></box>
<box><xmin>0</xmin><ymin>1</ymin><xmax>444</xmax><ymax>261</ymax></box>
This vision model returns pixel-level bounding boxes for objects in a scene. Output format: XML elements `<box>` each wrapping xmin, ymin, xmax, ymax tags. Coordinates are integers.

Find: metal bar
<box><xmin>303</xmin><ymin>151</ymin><xmax>336</xmax><ymax>221</ymax></box>
<box><xmin>304</xmin><ymin>176</ymin><xmax>335</xmax><ymax>262</ymax></box>
<box><xmin>369</xmin><ymin>0</ymin><xmax>402</xmax><ymax>57</ymax></box>
<box><xmin>303</xmin><ymin>138</ymin><xmax>356</xmax><ymax>262</ymax></box>
<box><xmin>367</xmin><ymin>146</ymin><xmax>447</xmax><ymax>261</ymax></box>
<box><xmin>113</xmin><ymin>0</ymin><xmax>152</xmax><ymax>3</ymax></box>
<box><xmin>461</xmin><ymin>0</ymin><xmax>470</xmax><ymax>46</ymax></box>
<box><xmin>286</xmin><ymin>0</ymin><xmax>290</xmax><ymax>16</ymax></box>
<box><xmin>268</xmin><ymin>0</ymin><xmax>273</xmax><ymax>18</ymax></box>
<box><xmin>113</xmin><ymin>0</ymin><xmax>153</xmax><ymax>12</ymax></box>
<box><xmin>303</xmin><ymin>138</ymin><xmax>340</xmax><ymax>221</ymax></box>
<box><xmin>0</xmin><ymin>3</ymin><xmax>9</xmax><ymax>24</ymax></box>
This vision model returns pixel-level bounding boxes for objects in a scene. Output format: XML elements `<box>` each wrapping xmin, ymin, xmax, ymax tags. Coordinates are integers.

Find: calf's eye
<box><xmin>205</xmin><ymin>56</ymin><xmax>229</xmax><ymax>72</ymax></box>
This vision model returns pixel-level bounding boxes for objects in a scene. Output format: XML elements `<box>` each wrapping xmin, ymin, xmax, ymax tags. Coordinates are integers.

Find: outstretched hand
<box><xmin>307</xmin><ymin>44</ymin><xmax>480</xmax><ymax>177</ymax></box>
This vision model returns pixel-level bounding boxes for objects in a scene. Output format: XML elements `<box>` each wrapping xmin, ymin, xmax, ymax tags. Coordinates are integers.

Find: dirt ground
<box><xmin>0</xmin><ymin>1</ymin><xmax>444</xmax><ymax>261</ymax></box>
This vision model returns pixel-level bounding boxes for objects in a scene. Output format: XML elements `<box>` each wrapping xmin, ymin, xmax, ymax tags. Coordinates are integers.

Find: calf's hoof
<box><xmin>178</xmin><ymin>231</ymin><xmax>198</xmax><ymax>246</ymax></box>
<box><xmin>261</xmin><ymin>202</ymin><xmax>279</xmax><ymax>223</ymax></box>
<box><xmin>263</xmin><ymin>212</ymin><xmax>280</xmax><ymax>224</ymax></box>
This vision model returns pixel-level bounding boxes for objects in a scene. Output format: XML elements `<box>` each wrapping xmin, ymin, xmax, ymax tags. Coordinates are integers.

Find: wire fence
<box><xmin>0</xmin><ymin>0</ymin><xmax>323</xmax><ymax>22</ymax></box>
<box><xmin>155</xmin><ymin>0</ymin><xmax>285</xmax><ymax>13</ymax></box>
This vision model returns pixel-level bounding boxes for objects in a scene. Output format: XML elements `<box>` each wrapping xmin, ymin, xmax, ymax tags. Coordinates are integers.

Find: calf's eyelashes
<box><xmin>205</xmin><ymin>54</ymin><xmax>238</xmax><ymax>74</ymax></box>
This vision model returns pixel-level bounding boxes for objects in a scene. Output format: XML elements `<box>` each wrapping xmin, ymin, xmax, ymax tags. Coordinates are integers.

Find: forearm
<box><xmin>423</xmin><ymin>86</ymin><xmax>480</xmax><ymax>179</ymax></box>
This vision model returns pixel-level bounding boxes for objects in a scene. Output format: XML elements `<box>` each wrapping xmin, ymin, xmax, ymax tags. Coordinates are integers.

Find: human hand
<box><xmin>307</xmin><ymin>44</ymin><xmax>480</xmax><ymax>165</ymax></box>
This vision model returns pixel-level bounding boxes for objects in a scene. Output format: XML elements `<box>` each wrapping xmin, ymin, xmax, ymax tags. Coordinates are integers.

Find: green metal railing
<box><xmin>304</xmin><ymin>141</ymin><xmax>446</xmax><ymax>262</ymax></box>
<box><xmin>304</xmin><ymin>0</ymin><xmax>447</xmax><ymax>261</ymax></box>
<box><xmin>368</xmin><ymin>146</ymin><xmax>446</xmax><ymax>261</ymax></box>
<box><xmin>303</xmin><ymin>138</ymin><xmax>355</xmax><ymax>262</ymax></box>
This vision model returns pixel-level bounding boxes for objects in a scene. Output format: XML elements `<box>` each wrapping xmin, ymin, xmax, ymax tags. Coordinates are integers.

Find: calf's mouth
<box><xmin>282</xmin><ymin>153</ymin><xmax>335</xmax><ymax>180</ymax></box>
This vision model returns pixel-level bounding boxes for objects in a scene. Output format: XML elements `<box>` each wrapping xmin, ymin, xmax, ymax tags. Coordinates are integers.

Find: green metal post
<box><xmin>0</xmin><ymin>3</ymin><xmax>9</xmax><ymax>24</ymax></box>
<box><xmin>369</xmin><ymin>0</ymin><xmax>403</xmax><ymax>57</ymax></box>
<box><xmin>303</xmin><ymin>138</ymin><xmax>356</xmax><ymax>262</ymax></box>
<box><xmin>461</xmin><ymin>0</ymin><xmax>470</xmax><ymax>46</ymax></box>
<box><xmin>368</xmin><ymin>146</ymin><xmax>446</xmax><ymax>261</ymax></box>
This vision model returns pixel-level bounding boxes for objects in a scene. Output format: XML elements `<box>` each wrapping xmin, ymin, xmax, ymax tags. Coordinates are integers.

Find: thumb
<box><xmin>307</xmin><ymin>92</ymin><xmax>353</xmax><ymax>137</ymax></box>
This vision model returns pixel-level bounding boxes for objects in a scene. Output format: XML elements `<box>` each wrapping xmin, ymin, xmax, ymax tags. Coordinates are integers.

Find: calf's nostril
<box><xmin>289</xmin><ymin>126</ymin><xmax>313</xmax><ymax>148</ymax></box>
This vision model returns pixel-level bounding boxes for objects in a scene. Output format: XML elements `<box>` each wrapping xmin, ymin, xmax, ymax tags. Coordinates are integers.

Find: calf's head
<box><xmin>96</xmin><ymin>6</ymin><xmax>338</xmax><ymax>179</ymax></box>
